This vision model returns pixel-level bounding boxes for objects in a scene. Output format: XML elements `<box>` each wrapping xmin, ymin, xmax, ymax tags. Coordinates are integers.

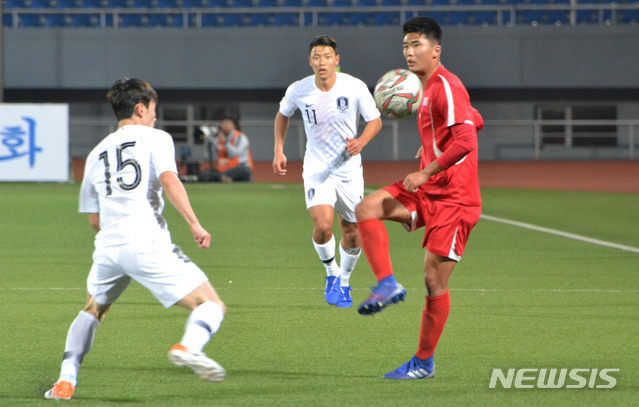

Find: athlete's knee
<box><xmin>83</xmin><ymin>296</ymin><xmax>111</xmax><ymax>322</ymax></box>
<box><xmin>355</xmin><ymin>197</ymin><xmax>375</xmax><ymax>221</ymax></box>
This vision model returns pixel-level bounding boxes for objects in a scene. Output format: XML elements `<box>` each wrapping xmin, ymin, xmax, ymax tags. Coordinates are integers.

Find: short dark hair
<box><xmin>106</xmin><ymin>78</ymin><xmax>158</xmax><ymax>121</ymax></box>
<box><xmin>309</xmin><ymin>35</ymin><xmax>338</xmax><ymax>54</ymax></box>
<box><xmin>402</xmin><ymin>17</ymin><xmax>442</xmax><ymax>45</ymax></box>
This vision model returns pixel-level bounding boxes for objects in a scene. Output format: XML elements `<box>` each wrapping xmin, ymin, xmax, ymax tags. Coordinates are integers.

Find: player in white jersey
<box><xmin>45</xmin><ymin>79</ymin><xmax>226</xmax><ymax>401</ymax></box>
<box><xmin>273</xmin><ymin>35</ymin><xmax>382</xmax><ymax>308</ymax></box>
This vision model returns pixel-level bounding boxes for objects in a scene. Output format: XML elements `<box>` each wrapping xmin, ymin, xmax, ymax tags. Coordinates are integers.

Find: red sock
<box><xmin>357</xmin><ymin>218</ymin><xmax>394</xmax><ymax>281</ymax></box>
<box><xmin>415</xmin><ymin>290</ymin><xmax>450</xmax><ymax>359</ymax></box>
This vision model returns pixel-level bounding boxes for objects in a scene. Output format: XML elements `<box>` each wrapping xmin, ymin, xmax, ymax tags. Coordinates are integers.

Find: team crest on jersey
<box><xmin>336</xmin><ymin>97</ymin><xmax>349</xmax><ymax>111</ymax></box>
<box><xmin>307</xmin><ymin>188</ymin><xmax>315</xmax><ymax>200</ymax></box>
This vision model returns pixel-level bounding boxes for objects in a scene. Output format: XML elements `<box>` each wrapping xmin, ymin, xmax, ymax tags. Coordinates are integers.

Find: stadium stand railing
<box><xmin>2</xmin><ymin>0</ymin><xmax>638</xmax><ymax>28</ymax></box>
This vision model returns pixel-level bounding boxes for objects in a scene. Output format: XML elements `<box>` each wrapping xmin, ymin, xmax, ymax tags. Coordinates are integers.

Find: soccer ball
<box><xmin>373</xmin><ymin>69</ymin><xmax>423</xmax><ymax>119</ymax></box>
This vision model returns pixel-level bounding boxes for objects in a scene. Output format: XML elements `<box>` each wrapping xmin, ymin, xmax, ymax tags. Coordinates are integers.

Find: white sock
<box><xmin>180</xmin><ymin>301</ymin><xmax>224</xmax><ymax>353</ymax></box>
<box><xmin>313</xmin><ymin>236</ymin><xmax>340</xmax><ymax>276</ymax></box>
<box><xmin>58</xmin><ymin>311</ymin><xmax>100</xmax><ymax>387</ymax></box>
<box><xmin>339</xmin><ymin>242</ymin><xmax>361</xmax><ymax>287</ymax></box>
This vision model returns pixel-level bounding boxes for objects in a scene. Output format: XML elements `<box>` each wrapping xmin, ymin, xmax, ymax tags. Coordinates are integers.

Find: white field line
<box><xmin>480</xmin><ymin>214</ymin><xmax>639</xmax><ymax>254</ymax></box>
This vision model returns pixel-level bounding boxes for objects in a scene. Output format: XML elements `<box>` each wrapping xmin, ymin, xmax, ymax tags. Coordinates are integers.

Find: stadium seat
<box><xmin>249</xmin><ymin>13</ymin><xmax>271</xmax><ymax>25</ymax></box>
<box><xmin>56</xmin><ymin>0</ymin><xmax>79</xmax><ymax>8</ymax></box>
<box><xmin>473</xmin><ymin>10</ymin><xmax>496</xmax><ymax>25</ymax></box>
<box><xmin>19</xmin><ymin>14</ymin><xmax>43</xmax><ymax>27</ymax></box>
<box><xmin>45</xmin><ymin>14</ymin><xmax>68</xmax><ymax>26</ymax></box>
<box><xmin>201</xmin><ymin>12</ymin><xmax>221</xmax><ymax>25</ymax></box>
<box><xmin>3</xmin><ymin>13</ymin><xmax>14</xmax><ymax>27</ymax></box>
<box><xmin>448</xmin><ymin>11</ymin><xmax>472</xmax><ymax>25</ymax></box>
<box><xmin>106</xmin><ymin>0</ymin><xmax>128</xmax><ymax>7</ymax></box>
<box><xmin>373</xmin><ymin>11</ymin><xmax>399</xmax><ymax>25</ymax></box>
<box><xmin>207</xmin><ymin>0</ymin><xmax>229</xmax><ymax>7</ymax></box>
<box><xmin>618</xmin><ymin>10</ymin><xmax>639</xmax><ymax>24</ymax></box>
<box><xmin>544</xmin><ymin>10</ymin><xmax>569</xmax><ymax>25</ymax></box>
<box><xmin>273</xmin><ymin>13</ymin><xmax>298</xmax><ymax>25</ymax></box>
<box><xmin>71</xmin><ymin>14</ymin><xmax>98</xmax><ymax>27</ymax></box>
<box><xmin>182</xmin><ymin>0</ymin><xmax>204</xmax><ymax>7</ymax></box>
<box><xmin>232</xmin><ymin>0</ymin><xmax>253</xmax><ymax>7</ymax></box>
<box><xmin>147</xmin><ymin>14</ymin><xmax>169</xmax><ymax>26</ymax></box>
<box><xmin>157</xmin><ymin>0</ymin><xmax>179</xmax><ymax>7</ymax></box>
<box><xmin>120</xmin><ymin>13</ymin><xmax>145</xmax><ymax>26</ymax></box>
<box><xmin>30</xmin><ymin>0</ymin><xmax>53</xmax><ymax>8</ymax></box>
<box><xmin>222</xmin><ymin>13</ymin><xmax>245</xmax><ymax>26</ymax></box>
<box><xmin>81</xmin><ymin>0</ymin><xmax>103</xmax><ymax>7</ymax></box>
<box><xmin>305</xmin><ymin>0</ymin><xmax>328</xmax><ymax>25</ymax></box>
<box><xmin>132</xmin><ymin>0</ymin><xmax>153</xmax><ymax>8</ymax></box>
<box><xmin>5</xmin><ymin>0</ymin><xmax>28</xmax><ymax>8</ymax></box>
<box><xmin>257</xmin><ymin>0</ymin><xmax>278</xmax><ymax>6</ymax></box>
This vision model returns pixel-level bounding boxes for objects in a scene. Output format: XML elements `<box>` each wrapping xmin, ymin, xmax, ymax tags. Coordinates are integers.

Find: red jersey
<box><xmin>417</xmin><ymin>65</ymin><xmax>482</xmax><ymax>206</ymax></box>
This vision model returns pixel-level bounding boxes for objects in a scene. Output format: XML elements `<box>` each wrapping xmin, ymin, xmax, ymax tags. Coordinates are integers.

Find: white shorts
<box><xmin>87</xmin><ymin>241</ymin><xmax>209</xmax><ymax>308</ymax></box>
<box><xmin>303</xmin><ymin>173</ymin><xmax>364</xmax><ymax>223</ymax></box>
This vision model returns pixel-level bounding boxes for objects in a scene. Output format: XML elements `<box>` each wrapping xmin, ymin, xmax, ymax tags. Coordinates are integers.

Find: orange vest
<box><xmin>215</xmin><ymin>130</ymin><xmax>254</xmax><ymax>172</ymax></box>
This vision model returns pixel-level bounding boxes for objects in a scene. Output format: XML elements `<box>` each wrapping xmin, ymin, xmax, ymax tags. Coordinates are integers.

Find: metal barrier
<box><xmin>68</xmin><ymin>117</ymin><xmax>639</xmax><ymax>161</ymax></box>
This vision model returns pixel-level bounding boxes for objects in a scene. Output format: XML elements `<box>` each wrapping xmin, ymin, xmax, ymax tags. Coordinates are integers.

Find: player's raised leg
<box><xmin>355</xmin><ymin>189</ymin><xmax>410</xmax><ymax>315</ymax></box>
<box><xmin>170</xmin><ymin>281</ymin><xmax>227</xmax><ymax>382</ymax></box>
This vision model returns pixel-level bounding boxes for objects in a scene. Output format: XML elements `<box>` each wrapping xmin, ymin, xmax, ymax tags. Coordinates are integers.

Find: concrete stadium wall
<box><xmin>5</xmin><ymin>25</ymin><xmax>639</xmax><ymax>89</ymax></box>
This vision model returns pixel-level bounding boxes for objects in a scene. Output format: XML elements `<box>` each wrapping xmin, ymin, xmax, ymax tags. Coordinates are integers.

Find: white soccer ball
<box><xmin>373</xmin><ymin>69</ymin><xmax>424</xmax><ymax>119</ymax></box>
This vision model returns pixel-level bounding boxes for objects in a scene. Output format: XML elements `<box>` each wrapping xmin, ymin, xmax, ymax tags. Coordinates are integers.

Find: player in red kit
<box><xmin>355</xmin><ymin>16</ymin><xmax>484</xmax><ymax>379</ymax></box>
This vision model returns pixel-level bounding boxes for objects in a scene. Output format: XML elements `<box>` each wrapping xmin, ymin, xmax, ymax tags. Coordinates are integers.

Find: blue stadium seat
<box><xmin>5</xmin><ymin>0</ymin><xmax>28</xmax><ymax>8</ymax></box>
<box><xmin>373</xmin><ymin>11</ymin><xmax>399</xmax><ymax>25</ymax></box>
<box><xmin>106</xmin><ymin>0</ymin><xmax>128</xmax><ymax>7</ymax></box>
<box><xmin>305</xmin><ymin>0</ymin><xmax>328</xmax><ymax>25</ymax></box>
<box><xmin>3</xmin><ymin>14</ymin><xmax>14</xmax><ymax>27</ymax></box>
<box><xmin>81</xmin><ymin>0</ymin><xmax>103</xmax><ymax>7</ymax></box>
<box><xmin>207</xmin><ymin>0</ymin><xmax>229</xmax><ymax>7</ymax></box>
<box><xmin>30</xmin><ymin>0</ymin><xmax>53</xmax><ymax>8</ymax></box>
<box><xmin>201</xmin><ymin>12</ymin><xmax>221</xmax><ymax>25</ymax></box>
<box><xmin>158</xmin><ymin>0</ymin><xmax>179</xmax><ymax>7</ymax></box>
<box><xmin>232</xmin><ymin>0</ymin><xmax>253</xmax><ymax>7</ymax></box>
<box><xmin>71</xmin><ymin>14</ymin><xmax>98</xmax><ymax>27</ymax></box>
<box><xmin>618</xmin><ymin>9</ymin><xmax>639</xmax><ymax>24</ymax></box>
<box><xmin>323</xmin><ymin>12</ymin><xmax>347</xmax><ymax>25</ymax></box>
<box><xmin>56</xmin><ymin>0</ymin><xmax>79</xmax><ymax>8</ymax></box>
<box><xmin>147</xmin><ymin>14</ymin><xmax>169</xmax><ymax>26</ymax></box>
<box><xmin>473</xmin><ymin>11</ymin><xmax>496</xmax><ymax>25</ymax></box>
<box><xmin>545</xmin><ymin>10</ymin><xmax>569</xmax><ymax>24</ymax></box>
<box><xmin>45</xmin><ymin>14</ymin><xmax>69</xmax><ymax>26</ymax></box>
<box><xmin>120</xmin><ymin>13</ymin><xmax>145</xmax><ymax>26</ymax></box>
<box><xmin>273</xmin><ymin>13</ymin><xmax>298</xmax><ymax>25</ymax></box>
<box><xmin>223</xmin><ymin>13</ymin><xmax>245</xmax><ymax>26</ymax></box>
<box><xmin>182</xmin><ymin>0</ymin><xmax>204</xmax><ymax>7</ymax></box>
<box><xmin>448</xmin><ymin>11</ymin><xmax>472</xmax><ymax>25</ymax></box>
<box><xmin>249</xmin><ymin>13</ymin><xmax>271</xmax><ymax>25</ymax></box>
<box><xmin>257</xmin><ymin>0</ymin><xmax>278</xmax><ymax>6</ymax></box>
<box><xmin>19</xmin><ymin>14</ymin><xmax>44</xmax><ymax>27</ymax></box>
<box><xmin>132</xmin><ymin>0</ymin><xmax>153</xmax><ymax>8</ymax></box>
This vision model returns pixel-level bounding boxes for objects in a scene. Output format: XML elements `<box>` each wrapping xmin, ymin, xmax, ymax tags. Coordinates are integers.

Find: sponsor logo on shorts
<box><xmin>307</xmin><ymin>188</ymin><xmax>315</xmax><ymax>200</ymax></box>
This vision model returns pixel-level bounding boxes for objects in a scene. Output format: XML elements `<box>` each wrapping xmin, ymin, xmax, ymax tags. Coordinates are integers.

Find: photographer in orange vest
<box><xmin>200</xmin><ymin>118</ymin><xmax>254</xmax><ymax>183</ymax></box>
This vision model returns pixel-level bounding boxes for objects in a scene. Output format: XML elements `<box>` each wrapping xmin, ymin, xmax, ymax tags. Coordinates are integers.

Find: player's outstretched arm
<box><xmin>273</xmin><ymin>112</ymin><xmax>290</xmax><ymax>175</ymax></box>
<box><xmin>159</xmin><ymin>171</ymin><xmax>211</xmax><ymax>249</ymax></box>
<box><xmin>345</xmin><ymin>117</ymin><xmax>382</xmax><ymax>156</ymax></box>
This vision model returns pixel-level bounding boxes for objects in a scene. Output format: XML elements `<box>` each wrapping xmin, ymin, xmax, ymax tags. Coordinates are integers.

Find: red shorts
<box><xmin>382</xmin><ymin>181</ymin><xmax>481</xmax><ymax>261</ymax></box>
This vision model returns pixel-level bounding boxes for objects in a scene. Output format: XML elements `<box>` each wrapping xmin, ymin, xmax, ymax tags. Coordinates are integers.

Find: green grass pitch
<box><xmin>0</xmin><ymin>182</ymin><xmax>637</xmax><ymax>406</ymax></box>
